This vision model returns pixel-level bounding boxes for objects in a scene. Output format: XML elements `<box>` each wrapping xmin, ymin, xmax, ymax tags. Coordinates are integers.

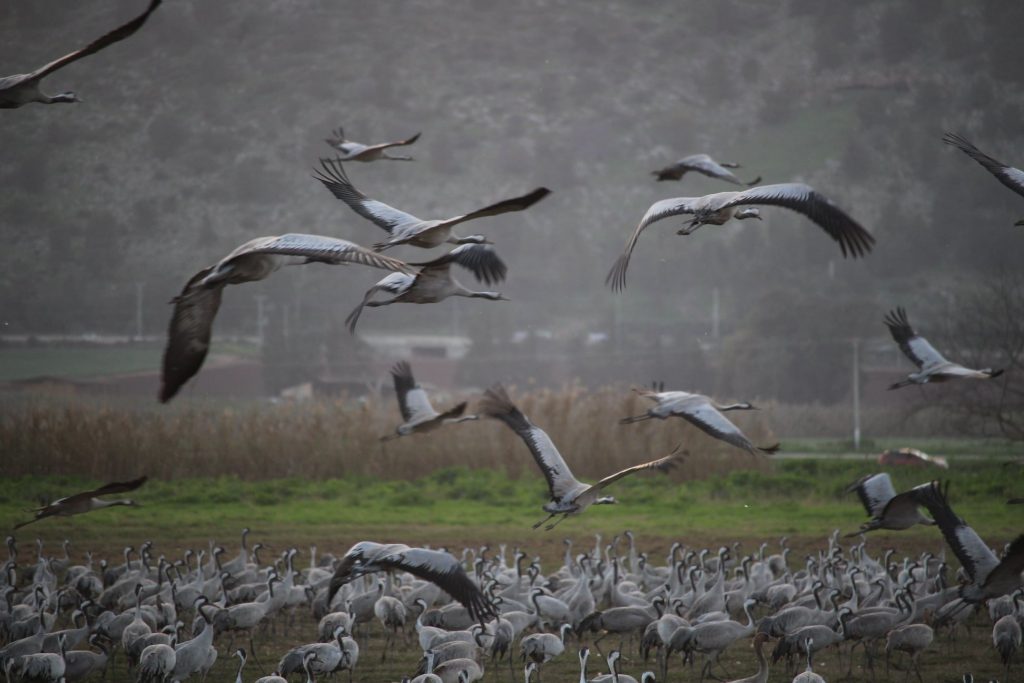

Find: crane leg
<box><xmin>248</xmin><ymin>635</ymin><xmax>262</xmax><ymax>668</ymax></box>
<box><xmin>531</xmin><ymin>514</ymin><xmax>556</xmax><ymax>530</ymax></box>
<box><xmin>545</xmin><ymin>514</ymin><xmax>572</xmax><ymax>531</ymax></box>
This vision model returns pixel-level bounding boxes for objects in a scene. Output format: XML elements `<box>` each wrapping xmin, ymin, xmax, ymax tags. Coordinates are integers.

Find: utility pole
<box><xmin>134</xmin><ymin>283</ymin><xmax>144</xmax><ymax>341</ymax></box>
<box><xmin>254</xmin><ymin>295</ymin><xmax>267</xmax><ymax>346</ymax></box>
<box><xmin>852</xmin><ymin>338</ymin><xmax>861</xmax><ymax>450</ymax></box>
<box><xmin>712</xmin><ymin>287</ymin><xmax>720</xmax><ymax>339</ymax></box>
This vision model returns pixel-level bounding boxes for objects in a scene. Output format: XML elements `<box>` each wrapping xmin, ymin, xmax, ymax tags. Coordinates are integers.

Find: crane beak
<box><xmin>1015</xmin><ymin>219</ymin><xmax>1024</xmax><ymax>226</ymax></box>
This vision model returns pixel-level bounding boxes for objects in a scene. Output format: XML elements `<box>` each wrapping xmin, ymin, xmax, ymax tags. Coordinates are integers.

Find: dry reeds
<box><xmin>1</xmin><ymin>384</ymin><xmax>776</xmax><ymax>482</ymax></box>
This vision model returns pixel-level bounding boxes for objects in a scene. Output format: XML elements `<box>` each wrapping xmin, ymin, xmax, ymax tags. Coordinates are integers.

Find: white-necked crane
<box><xmin>652</xmin><ymin>154</ymin><xmax>761</xmax><ymax>186</ymax></box>
<box><xmin>606</xmin><ymin>183</ymin><xmax>874</xmax><ymax>290</ymax></box>
<box><xmin>884</xmin><ymin>307</ymin><xmax>1004</xmax><ymax>390</ymax></box>
<box><xmin>344</xmin><ymin>244</ymin><xmax>508</xmax><ymax>333</ymax></box>
<box><xmin>843</xmin><ymin>473</ymin><xmax>934</xmax><ymax>537</ymax></box>
<box><xmin>943</xmin><ymin>132</ymin><xmax>1024</xmax><ymax>225</ymax></box>
<box><xmin>324</xmin><ymin>127</ymin><xmax>422</xmax><ymax>161</ymax></box>
<box><xmin>159</xmin><ymin>234</ymin><xmax>411</xmax><ymax>402</ymax></box>
<box><xmin>13</xmin><ymin>477</ymin><xmax>147</xmax><ymax>529</ymax></box>
<box><xmin>0</xmin><ymin>0</ymin><xmax>162</xmax><ymax>109</ymax></box>
<box><xmin>326</xmin><ymin>542</ymin><xmax>497</xmax><ymax>624</ymax></box>
<box><xmin>621</xmin><ymin>386</ymin><xmax>779</xmax><ymax>456</ymax></box>
<box><xmin>480</xmin><ymin>384</ymin><xmax>682</xmax><ymax>530</ymax></box>
<box><xmin>382</xmin><ymin>361</ymin><xmax>478</xmax><ymax>441</ymax></box>
<box><xmin>917</xmin><ymin>481</ymin><xmax>1024</xmax><ymax>605</ymax></box>
<box><xmin>313</xmin><ymin>158</ymin><xmax>550</xmax><ymax>250</ymax></box>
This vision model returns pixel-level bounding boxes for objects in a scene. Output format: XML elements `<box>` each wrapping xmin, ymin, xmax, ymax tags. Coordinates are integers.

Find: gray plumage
<box><xmin>0</xmin><ymin>0</ymin><xmax>162</xmax><ymax>108</ymax></box>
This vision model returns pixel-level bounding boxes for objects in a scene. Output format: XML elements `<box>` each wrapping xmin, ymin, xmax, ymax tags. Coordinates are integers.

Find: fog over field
<box><xmin>1</xmin><ymin>1</ymin><xmax>1022</xmax><ymax>418</ymax></box>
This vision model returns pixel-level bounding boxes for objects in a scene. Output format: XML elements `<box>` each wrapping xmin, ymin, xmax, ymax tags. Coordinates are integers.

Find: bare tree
<box><xmin>938</xmin><ymin>268</ymin><xmax>1024</xmax><ymax>441</ymax></box>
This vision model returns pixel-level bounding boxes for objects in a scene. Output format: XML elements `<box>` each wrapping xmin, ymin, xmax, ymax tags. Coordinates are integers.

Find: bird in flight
<box><xmin>345</xmin><ymin>243</ymin><xmax>508</xmax><ymax>333</ymax></box>
<box><xmin>843</xmin><ymin>473</ymin><xmax>934</xmax><ymax>537</ymax></box>
<box><xmin>916</xmin><ymin>481</ymin><xmax>1024</xmax><ymax>604</ymax></box>
<box><xmin>651</xmin><ymin>154</ymin><xmax>761</xmax><ymax>186</ymax></box>
<box><xmin>480</xmin><ymin>384</ymin><xmax>682</xmax><ymax>530</ymax></box>
<box><xmin>1</xmin><ymin>0</ymin><xmax>163</xmax><ymax>109</ymax></box>
<box><xmin>606</xmin><ymin>183</ymin><xmax>874</xmax><ymax>291</ymax></box>
<box><xmin>884</xmin><ymin>307</ymin><xmax>1003</xmax><ymax>390</ymax></box>
<box><xmin>13</xmin><ymin>476</ymin><xmax>148</xmax><ymax>529</ymax></box>
<box><xmin>313</xmin><ymin>158</ymin><xmax>550</xmax><ymax>251</ymax></box>
<box><xmin>160</xmin><ymin>234</ymin><xmax>411</xmax><ymax>402</ymax></box>
<box><xmin>620</xmin><ymin>386</ymin><xmax>779</xmax><ymax>456</ymax></box>
<box><xmin>327</xmin><ymin>541</ymin><xmax>497</xmax><ymax>623</ymax></box>
<box><xmin>381</xmin><ymin>361</ymin><xmax>478</xmax><ymax>441</ymax></box>
<box><xmin>943</xmin><ymin>132</ymin><xmax>1024</xmax><ymax>226</ymax></box>
<box><xmin>324</xmin><ymin>127</ymin><xmax>422</xmax><ymax>162</ymax></box>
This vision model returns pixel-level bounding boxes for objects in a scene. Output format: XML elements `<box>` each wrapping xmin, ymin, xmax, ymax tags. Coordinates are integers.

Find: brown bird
<box><xmin>0</xmin><ymin>0</ymin><xmax>163</xmax><ymax>109</ymax></box>
<box><xmin>14</xmin><ymin>477</ymin><xmax>148</xmax><ymax>529</ymax></box>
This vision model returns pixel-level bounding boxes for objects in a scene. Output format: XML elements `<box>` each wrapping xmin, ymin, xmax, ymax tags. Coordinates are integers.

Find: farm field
<box><xmin>3</xmin><ymin>460</ymin><xmax>1020</xmax><ymax>682</ymax></box>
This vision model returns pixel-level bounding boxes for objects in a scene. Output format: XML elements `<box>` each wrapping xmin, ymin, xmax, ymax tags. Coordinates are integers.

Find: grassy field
<box><xmin>0</xmin><ymin>343</ymin><xmax>260</xmax><ymax>382</ymax></box>
<box><xmin>3</xmin><ymin>461</ymin><xmax>1021</xmax><ymax>682</ymax></box>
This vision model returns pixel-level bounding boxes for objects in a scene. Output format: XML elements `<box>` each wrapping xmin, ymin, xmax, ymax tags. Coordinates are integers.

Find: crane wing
<box><xmin>845</xmin><ymin>473</ymin><xmax>896</xmax><ymax>518</ymax></box>
<box><xmin>345</xmin><ymin>273</ymin><xmax>413</xmax><ymax>333</ymax></box>
<box><xmin>44</xmin><ymin>476</ymin><xmax>150</xmax><ymax>510</ymax></box>
<box><xmin>479</xmin><ymin>385</ymin><xmax>585</xmax><ymax>502</ymax></box>
<box><xmin>439</xmin><ymin>187</ymin><xmax>551</xmax><ymax>230</ymax></box>
<box><xmin>83</xmin><ymin>475</ymin><xmax>149</xmax><ymax>498</ymax></box>
<box><xmin>719</xmin><ymin>183</ymin><xmax>875</xmax><ymax>258</ymax></box>
<box><xmin>412</xmin><ymin>244</ymin><xmax>508</xmax><ymax>286</ymax></box>
<box><xmin>674</xmin><ymin>400</ymin><xmax>778</xmax><ymax>455</ymax></box>
<box><xmin>159</xmin><ymin>268</ymin><xmax>224</xmax><ymax>403</ymax></box>
<box><xmin>980</xmin><ymin>535</ymin><xmax>1024</xmax><ymax>593</ymax></box>
<box><xmin>883</xmin><ymin>307</ymin><xmax>949</xmax><ymax>371</ymax></box>
<box><xmin>229</xmin><ymin>233</ymin><xmax>413</xmax><ymax>274</ymax></box>
<box><xmin>22</xmin><ymin>0</ymin><xmax>163</xmax><ymax>83</ymax></box>
<box><xmin>879</xmin><ymin>481</ymin><xmax>934</xmax><ymax>521</ymax></box>
<box><xmin>575</xmin><ymin>447</ymin><xmax>682</xmax><ymax>508</ymax></box>
<box><xmin>606</xmin><ymin>197</ymin><xmax>699</xmax><ymax>291</ymax></box>
<box><xmin>682</xmin><ymin>155</ymin><xmax>745</xmax><ymax>186</ymax></box>
<box><xmin>943</xmin><ymin>133</ymin><xmax>1024</xmax><ymax>200</ymax></box>
<box><xmin>390</xmin><ymin>361</ymin><xmax>436</xmax><ymax>422</ymax></box>
<box><xmin>313</xmin><ymin>159</ymin><xmax>424</xmax><ymax>235</ymax></box>
<box><xmin>360</xmin><ymin>132</ymin><xmax>422</xmax><ymax>154</ymax></box>
<box><xmin>383</xmin><ymin>548</ymin><xmax>497</xmax><ymax>622</ymax></box>
<box><xmin>915</xmin><ymin>481</ymin><xmax>999</xmax><ymax>584</ymax></box>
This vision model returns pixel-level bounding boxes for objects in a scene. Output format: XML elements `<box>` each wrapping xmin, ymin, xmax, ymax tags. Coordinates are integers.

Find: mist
<box><xmin>2</xmin><ymin>0</ymin><xmax>1022</xmax><ymax>426</ymax></box>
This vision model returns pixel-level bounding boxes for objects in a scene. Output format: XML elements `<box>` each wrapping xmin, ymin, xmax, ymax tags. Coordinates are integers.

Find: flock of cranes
<box><xmin>1</xmin><ymin>518</ymin><xmax>1022</xmax><ymax>683</ymax></box>
<box><xmin>5</xmin><ymin>1</ymin><xmax>1023</xmax><ymax>681</ymax></box>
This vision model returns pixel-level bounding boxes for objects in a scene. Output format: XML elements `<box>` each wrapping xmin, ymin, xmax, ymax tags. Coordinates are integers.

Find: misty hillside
<box><xmin>2</xmin><ymin>0</ymin><xmax>1023</xmax><ymax>400</ymax></box>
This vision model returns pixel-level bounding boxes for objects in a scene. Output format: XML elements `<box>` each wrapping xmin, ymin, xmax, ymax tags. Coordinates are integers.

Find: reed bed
<box><xmin>1</xmin><ymin>385</ymin><xmax>776</xmax><ymax>481</ymax></box>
